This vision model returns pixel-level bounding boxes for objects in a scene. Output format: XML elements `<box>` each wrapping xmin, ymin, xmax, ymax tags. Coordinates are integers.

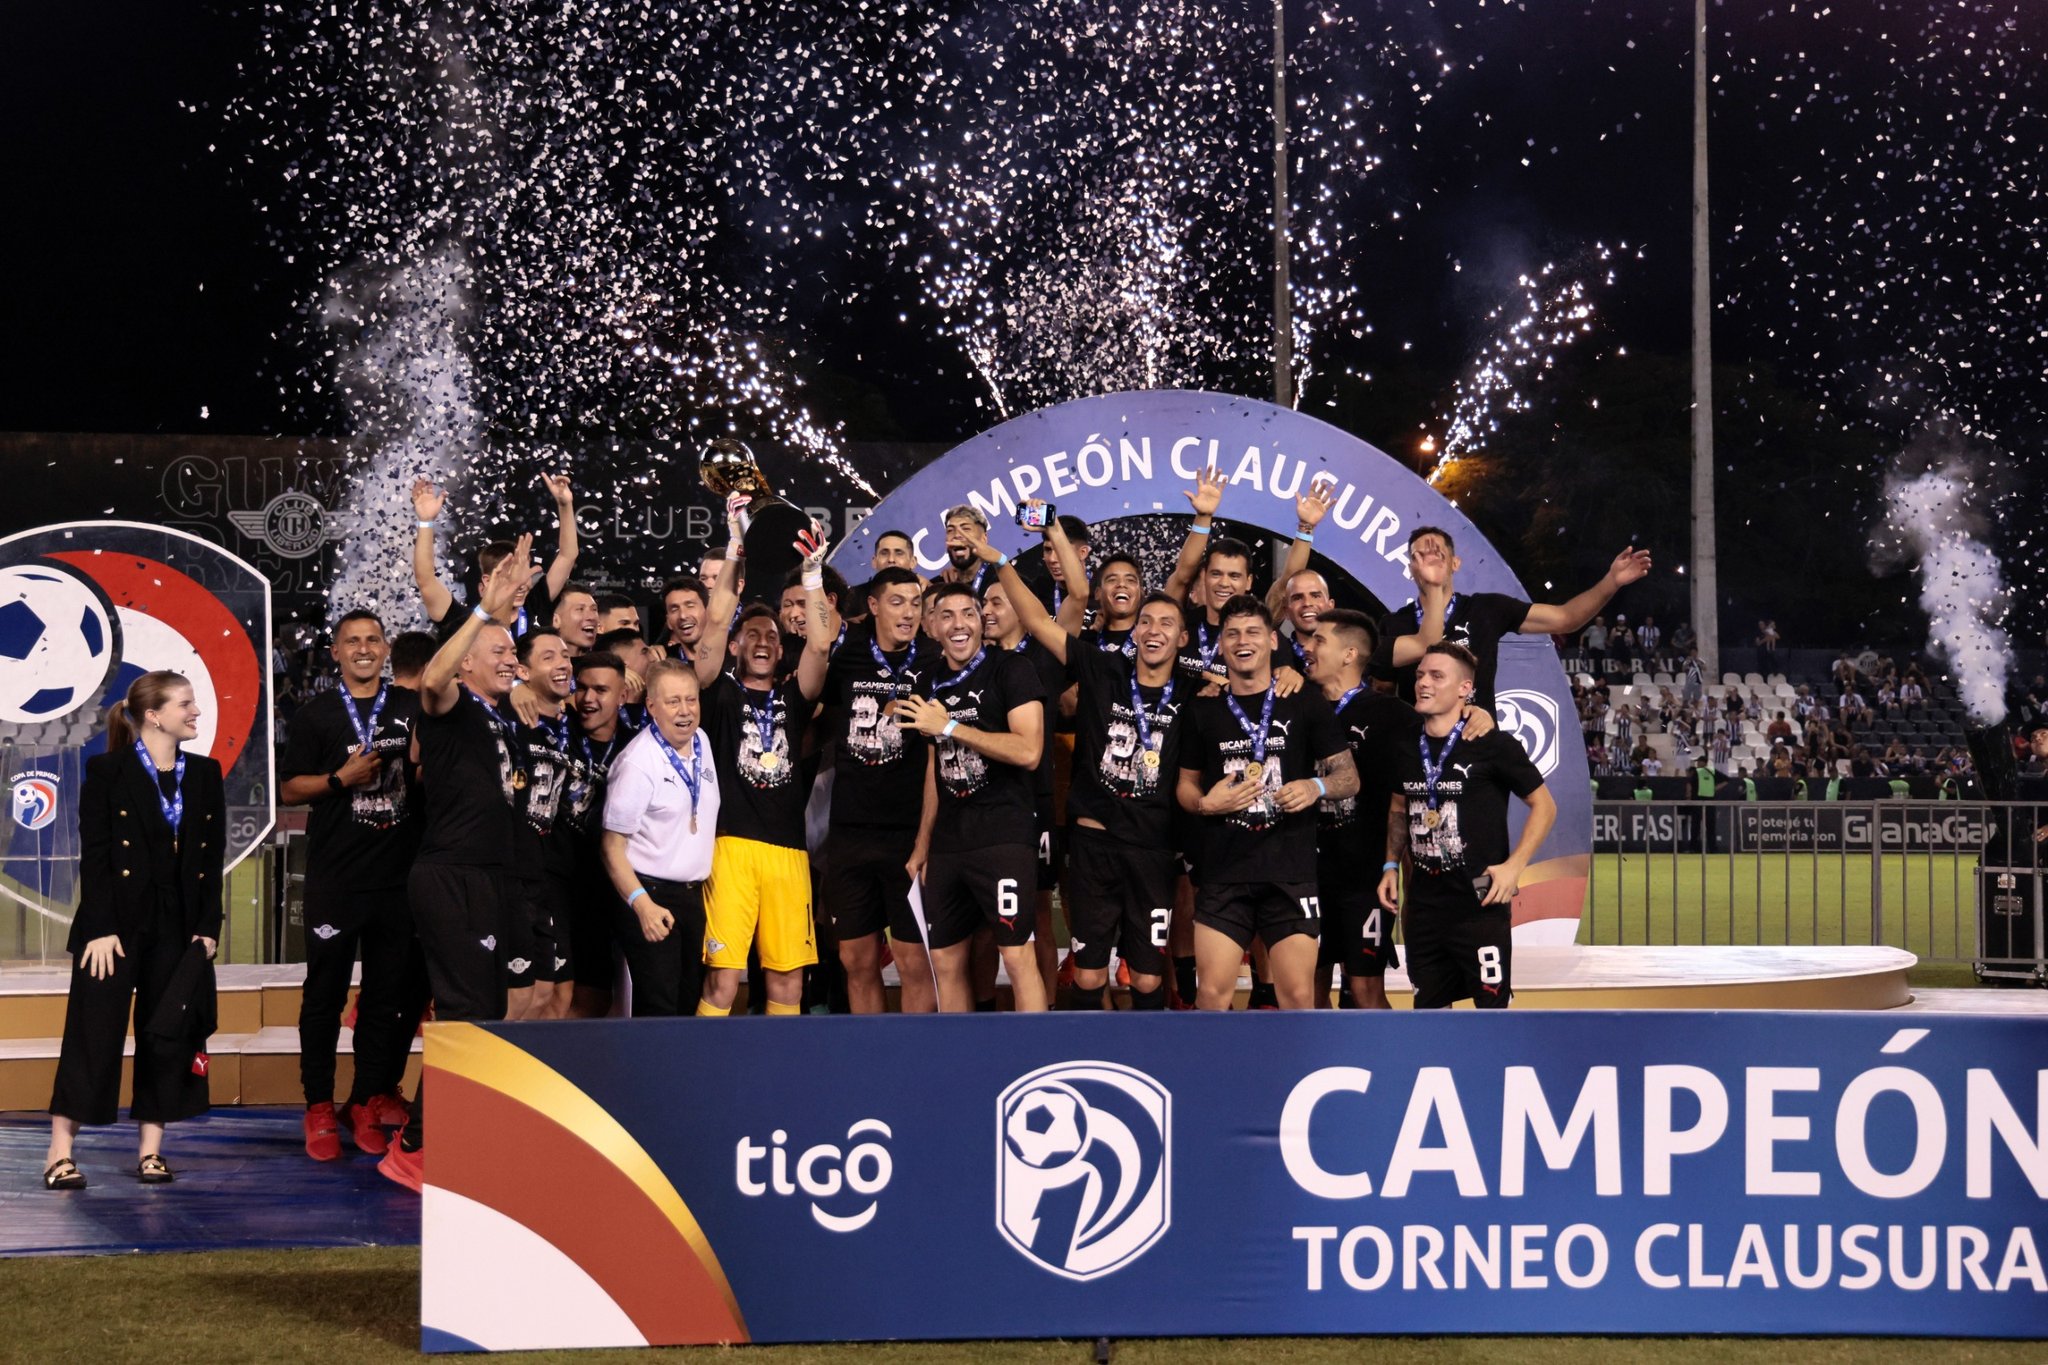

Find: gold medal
<box><xmin>690</xmin><ymin>813</ymin><xmax>698</xmax><ymax>834</ymax></box>
<box><xmin>1242</xmin><ymin>761</ymin><xmax>1263</xmax><ymax>783</ymax></box>
<box><xmin>759</xmin><ymin>751</ymin><xmax>781</xmax><ymax>772</ymax></box>
<box><xmin>511</xmin><ymin>769</ymin><xmax>529</xmax><ymax>791</ymax></box>
<box><xmin>1423</xmin><ymin>807</ymin><xmax>1441</xmax><ymax>829</ymax></box>
<box><xmin>1143</xmin><ymin>750</ymin><xmax>1161</xmax><ymax>770</ymax></box>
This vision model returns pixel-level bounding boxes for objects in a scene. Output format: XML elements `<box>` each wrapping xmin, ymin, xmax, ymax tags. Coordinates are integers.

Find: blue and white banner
<box><xmin>421</xmin><ymin>1011</ymin><xmax>2047</xmax><ymax>1351</ymax></box>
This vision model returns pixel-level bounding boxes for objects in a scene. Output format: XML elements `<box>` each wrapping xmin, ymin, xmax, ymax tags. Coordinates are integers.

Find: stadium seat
<box><xmin>1743</xmin><ymin>672</ymin><xmax>1766</xmax><ymax>688</ymax></box>
<box><xmin>1768</xmin><ymin>674</ymin><xmax>1789</xmax><ymax>686</ymax></box>
<box><xmin>1633</xmin><ymin>672</ymin><xmax>1654</xmax><ymax>689</ymax></box>
<box><xmin>1652</xmin><ymin>672</ymin><xmax>1674</xmax><ymax>687</ymax></box>
<box><xmin>1721</xmin><ymin>672</ymin><xmax>1742</xmax><ymax>686</ymax></box>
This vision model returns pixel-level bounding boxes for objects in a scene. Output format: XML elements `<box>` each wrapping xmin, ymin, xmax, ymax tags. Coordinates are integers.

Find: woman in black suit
<box><xmin>43</xmin><ymin>670</ymin><xmax>225</xmax><ymax>1189</ymax></box>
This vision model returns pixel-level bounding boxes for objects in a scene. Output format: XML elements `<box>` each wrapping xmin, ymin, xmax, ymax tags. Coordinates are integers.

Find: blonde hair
<box><xmin>106</xmin><ymin>670</ymin><xmax>191</xmax><ymax>750</ymax></box>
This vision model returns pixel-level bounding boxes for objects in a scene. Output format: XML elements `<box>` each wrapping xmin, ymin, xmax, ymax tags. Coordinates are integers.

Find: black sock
<box><xmin>1130</xmin><ymin>985</ymin><xmax>1168</xmax><ymax>1011</ymax></box>
<box><xmin>1063</xmin><ymin>988</ymin><xmax>1101</xmax><ymax>1011</ymax></box>
<box><xmin>974</xmin><ymin>996</ymin><xmax>998</xmax><ymax>1013</ymax></box>
<box><xmin>1172</xmin><ymin>956</ymin><xmax>1197</xmax><ymax>1003</ymax></box>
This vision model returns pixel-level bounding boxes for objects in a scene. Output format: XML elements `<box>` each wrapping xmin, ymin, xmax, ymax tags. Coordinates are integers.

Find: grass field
<box><xmin>1580</xmin><ymin>853</ymin><xmax>2005</xmax><ymax>987</ymax></box>
<box><xmin>0</xmin><ymin>1246</ymin><xmax>2039</xmax><ymax>1365</ymax></box>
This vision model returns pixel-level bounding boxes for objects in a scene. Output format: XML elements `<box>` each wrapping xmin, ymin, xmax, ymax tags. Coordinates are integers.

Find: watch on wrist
<box><xmin>327</xmin><ymin>773</ymin><xmax>345</xmax><ymax>794</ymax></box>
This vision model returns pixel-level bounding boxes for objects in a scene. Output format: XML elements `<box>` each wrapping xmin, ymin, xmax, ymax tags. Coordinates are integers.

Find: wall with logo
<box><xmin>419</xmin><ymin>1014</ymin><xmax>2048</xmax><ymax>1352</ymax></box>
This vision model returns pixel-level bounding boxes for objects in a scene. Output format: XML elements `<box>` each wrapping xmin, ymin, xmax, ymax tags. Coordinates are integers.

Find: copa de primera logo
<box><xmin>1494</xmin><ymin>688</ymin><xmax>1561</xmax><ymax>777</ymax></box>
<box><xmin>997</xmin><ymin>1061</ymin><xmax>1171</xmax><ymax>1282</ymax></box>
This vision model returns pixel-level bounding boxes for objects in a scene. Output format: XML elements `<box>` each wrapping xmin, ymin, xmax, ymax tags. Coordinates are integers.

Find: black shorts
<box><xmin>821</xmin><ymin>825</ymin><xmax>919</xmax><ymax>943</ymax></box>
<box><xmin>923</xmin><ymin>845</ymin><xmax>1038</xmax><ymax>950</ymax></box>
<box><xmin>501</xmin><ymin>878</ymin><xmax>544</xmax><ymax>989</ymax></box>
<box><xmin>1064</xmin><ymin>826</ymin><xmax>1174</xmax><ymax>975</ymax></box>
<box><xmin>408</xmin><ymin>862</ymin><xmax>508</xmax><ymax>1022</ymax></box>
<box><xmin>1405</xmin><ymin>895</ymin><xmax>1511</xmax><ymax>1009</ymax></box>
<box><xmin>1317</xmin><ymin>877</ymin><xmax>1399</xmax><ymax>978</ymax></box>
<box><xmin>1033</xmin><ymin>797</ymin><xmax>1063</xmax><ymax>892</ymax></box>
<box><xmin>1193</xmin><ymin>880</ymin><xmax>1321</xmax><ymax>949</ymax></box>
<box><xmin>532</xmin><ymin>874</ymin><xmax>577</xmax><ymax>985</ymax></box>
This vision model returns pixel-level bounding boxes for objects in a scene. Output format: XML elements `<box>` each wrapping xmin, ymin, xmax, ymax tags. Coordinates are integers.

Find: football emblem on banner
<box><xmin>996</xmin><ymin>1061</ymin><xmax>1171</xmax><ymax>1282</ymax></box>
<box><xmin>0</xmin><ymin>523</ymin><xmax>275</xmax><ymax>903</ymax></box>
<box><xmin>1494</xmin><ymin>688</ymin><xmax>1563</xmax><ymax>777</ymax></box>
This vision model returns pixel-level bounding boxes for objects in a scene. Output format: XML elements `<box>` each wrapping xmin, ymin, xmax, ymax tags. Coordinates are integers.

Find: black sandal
<box><xmin>43</xmin><ymin>1157</ymin><xmax>86</xmax><ymax>1190</ymax></box>
<box><xmin>136</xmin><ymin>1154</ymin><xmax>174</xmax><ymax>1184</ymax></box>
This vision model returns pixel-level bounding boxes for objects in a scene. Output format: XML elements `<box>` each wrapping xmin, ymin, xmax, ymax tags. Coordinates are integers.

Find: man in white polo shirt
<box><xmin>600</xmin><ymin>658</ymin><xmax>721</xmax><ymax>1016</ymax></box>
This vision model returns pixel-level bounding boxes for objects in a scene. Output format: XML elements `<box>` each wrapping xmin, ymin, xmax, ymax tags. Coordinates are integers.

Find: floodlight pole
<box><xmin>1690</xmin><ymin>0</ymin><xmax>1722</xmax><ymax>679</ymax></box>
<box><xmin>1271</xmin><ymin>0</ymin><xmax>1294</xmax><ymax>583</ymax></box>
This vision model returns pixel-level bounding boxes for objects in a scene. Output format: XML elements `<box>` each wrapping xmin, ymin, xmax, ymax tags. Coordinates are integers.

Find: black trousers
<box><xmin>298</xmin><ymin>880</ymin><xmax>428</xmax><ymax>1107</ymax></box>
<box><xmin>404</xmin><ymin>862</ymin><xmax>510</xmax><ymax>1148</ymax></box>
<box><xmin>616</xmin><ymin>874</ymin><xmax>707</xmax><ymax>1017</ymax></box>
<box><xmin>50</xmin><ymin>901</ymin><xmax>210</xmax><ymax>1128</ymax></box>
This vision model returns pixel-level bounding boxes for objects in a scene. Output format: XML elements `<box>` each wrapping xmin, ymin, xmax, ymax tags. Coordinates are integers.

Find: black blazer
<box><xmin>70</xmin><ymin>748</ymin><xmax>227</xmax><ymax>954</ymax></box>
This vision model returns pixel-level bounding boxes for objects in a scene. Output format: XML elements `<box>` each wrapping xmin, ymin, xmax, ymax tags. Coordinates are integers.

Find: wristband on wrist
<box><xmin>992</xmin><ymin>551</ymin><xmax>1010</xmax><ymax>568</ymax></box>
<box><xmin>1296</xmin><ymin>527</ymin><xmax>1315</xmax><ymax>541</ymax></box>
<box><xmin>1313</xmin><ymin>777</ymin><xmax>1327</xmax><ymax>798</ymax></box>
<box><xmin>802</xmin><ymin>568</ymin><xmax>824</xmax><ymax>591</ymax></box>
<box><xmin>470</xmin><ymin>604</ymin><xmax>492</xmax><ymax>622</ymax></box>
<box><xmin>942</xmin><ymin>719</ymin><xmax>959</xmax><ymax>738</ymax></box>
<box><xmin>1382</xmin><ymin>860</ymin><xmax>1399</xmax><ymax>872</ymax></box>
<box><xmin>1189</xmin><ymin>523</ymin><xmax>1211</xmax><ymax>536</ymax></box>
<box><xmin>626</xmin><ymin>887</ymin><xmax>648</xmax><ymax>906</ymax></box>
<box><xmin>417</xmin><ymin>519</ymin><xmax>436</xmax><ymax>530</ymax></box>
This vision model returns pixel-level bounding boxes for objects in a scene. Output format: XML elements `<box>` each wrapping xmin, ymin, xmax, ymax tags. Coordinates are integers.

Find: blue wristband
<box><xmin>470</xmin><ymin>604</ymin><xmax>492</xmax><ymax>622</ymax></box>
<box><xmin>626</xmin><ymin>887</ymin><xmax>648</xmax><ymax>906</ymax></box>
<box><xmin>993</xmin><ymin>552</ymin><xmax>1010</xmax><ymax>568</ymax></box>
<box><xmin>942</xmin><ymin>719</ymin><xmax>959</xmax><ymax>738</ymax></box>
<box><xmin>1313</xmin><ymin>777</ymin><xmax>1327</xmax><ymax>798</ymax></box>
<box><xmin>1382</xmin><ymin>861</ymin><xmax>1399</xmax><ymax>872</ymax></box>
<box><xmin>1189</xmin><ymin>523</ymin><xmax>1211</xmax><ymax>536</ymax></box>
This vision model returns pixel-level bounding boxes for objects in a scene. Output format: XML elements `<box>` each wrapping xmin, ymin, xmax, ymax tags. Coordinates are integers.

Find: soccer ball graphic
<box><xmin>1003</xmin><ymin>1081</ymin><xmax>1090</xmax><ymax>1169</ymax></box>
<box><xmin>0</xmin><ymin>564</ymin><xmax>118</xmax><ymax>725</ymax></box>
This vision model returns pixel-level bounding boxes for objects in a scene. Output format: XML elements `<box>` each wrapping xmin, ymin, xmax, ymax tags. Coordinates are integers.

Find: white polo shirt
<box><xmin>604</xmin><ymin>724</ymin><xmax>720</xmax><ymax>884</ymax></box>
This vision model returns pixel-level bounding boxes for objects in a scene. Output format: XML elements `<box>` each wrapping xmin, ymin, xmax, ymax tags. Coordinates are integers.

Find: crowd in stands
<box><xmin>1563</xmin><ymin>627</ymin><xmax>1981</xmax><ymax>786</ymax></box>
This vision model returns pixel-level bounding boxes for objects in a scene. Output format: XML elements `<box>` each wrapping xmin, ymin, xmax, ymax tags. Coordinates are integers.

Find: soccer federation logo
<box><xmin>996</xmin><ymin>1061</ymin><xmax>1170</xmax><ymax>1281</ymax></box>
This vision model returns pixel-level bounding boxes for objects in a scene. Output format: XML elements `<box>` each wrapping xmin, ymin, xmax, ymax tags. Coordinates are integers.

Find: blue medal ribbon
<box><xmin>868</xmin><ymin>633</ymin><xmax>914</xmax><ymax>695</ymax></box>
<box><xmin>1195</xmin><ymin>618</ymin><xmax>1221</xmax><ymax>671</ymax></box>
<box><xmin>1129</xmin><ymin>672</ymin><xmax>1175</xmax><ymax>763</ymax></box>
<box><xmin>1223</xmin><ymin>683</ymin><xmax>1277</xmax><ymax>770</ymax></box>
<box><xmin>1419</xmin><ymin>716</ymin><xmax>1470</xmax><ymax>819</ymax></box>
<box><xmin>649</xmin><ymin>724</ymin><xmax>706</xmax><ymax>829</ymax></box>
<box><xmin>535</xmin><ymin>710</ymin><xmax>571</xmax><ymax>753</ymax></box>
<box><xmin>1333</xmin><ymin>682</ymin><xmax>1368</xmax><ymax>715</ymax></box>
<box><xmin>132</xmin><ymin>740</ymin><xmax>186</xmax><ymax>845</ymax></box>
<box><xmin>343</xmin><ymin>683</ymin><xmax>389</xmax><ymax>753</ymax></box>
<box><xmin>1411</xmin><ymin>593</ymin><xmax>1460</xmax><ymax>626</ymax></box>
<box><xmin>927</xmin><ymin>646</ymin><xmax>987</xmax><ymax>698</ymax></box>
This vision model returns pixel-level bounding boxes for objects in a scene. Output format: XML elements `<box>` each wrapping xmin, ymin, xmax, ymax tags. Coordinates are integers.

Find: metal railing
<box><xmin>1585</xmin><ymin>800</ymin><xmax>2047</xmax><ymax>980</ymax></box>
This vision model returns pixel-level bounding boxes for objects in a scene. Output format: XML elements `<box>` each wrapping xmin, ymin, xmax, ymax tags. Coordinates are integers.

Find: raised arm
<box><xmin>1389</xmin><ymin>580</ymin><xmax>1452</xmax><ymax>668</ymax></box>
<box><xmin>1520</xmin><ymin>547</ymin><xmax>1652</xmax><ymax>635</ymax></box>
<box><xmin>971</xmin><ymin>531</ymin><xmax>1068</xmax><ymax>662</ymax></box>
<box><xmin>694</xmin><ymin>495</ymin><xmax>747</xmax><ymax>688</ymax></box>
<box><xmin>539</xmin><ymin>472</ymin><xmax>581</xmax><ymax>601</ymax></box>
<box><xmin>1043</xmin><ymin>513</ymin><xmax>1092</xmax><ymax>635</ymax></box>
<box><xmin>420</xmin><ymin>532</ymin><xmax>534</xmax><ymax>715</ymax></box>
<box><xmin>410</xmin><ymin>477</ymin><xmax>455</xmax><ymax>625</ymax></box>
<box><xmin>795</xmin><ymin>520</ymin><xmax>837</xmax><ymax>702</ymax></box>
<box><xmin>1163</xmin><ymin>466</ymin><xmax>1227</xmax><ymax>603</ymax></box>
<box><xmin>1264</xmin><ymin>477</ymin><xmax>1335</xmax><ymax>614</ymax></box>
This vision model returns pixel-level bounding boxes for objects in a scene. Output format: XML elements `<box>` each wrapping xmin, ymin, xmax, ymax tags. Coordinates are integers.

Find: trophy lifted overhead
<box><xmin>697</xmin><ymin>437</ymin><xmax>812</xmax><ymax>607</ymax></box>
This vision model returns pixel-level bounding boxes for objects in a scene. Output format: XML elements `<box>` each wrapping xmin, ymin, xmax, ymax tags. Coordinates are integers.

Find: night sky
<box><xmin>1</xmin><ymin>0</ymin><xmax>2041</xmax><ymax>646</ymax></box>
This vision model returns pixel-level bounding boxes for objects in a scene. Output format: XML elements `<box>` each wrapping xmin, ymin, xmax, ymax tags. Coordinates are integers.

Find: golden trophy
<box><xmin>696</xmin><ymin>438</ymin><xmax>810</xmax><ymax>605</ymax></box>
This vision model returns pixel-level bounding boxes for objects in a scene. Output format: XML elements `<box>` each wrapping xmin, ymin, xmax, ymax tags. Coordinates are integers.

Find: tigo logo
<box><xmin>997</xmin><ymin>1061</ymin><xmax>1170</xmax><ymax>1281</ymax></box>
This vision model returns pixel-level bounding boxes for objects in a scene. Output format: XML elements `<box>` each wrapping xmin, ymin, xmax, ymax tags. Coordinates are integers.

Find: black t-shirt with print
<box><xmin>415</xmin><ymin>687</ymin><xmax>518</xmax><ymax>867</ymax></box>
<box><xmin>1393</xmin><ymin>727</ymin><xmax>1545</xmax><ymax>897</ymax></box>
<box><xmin>702</xmin><ymin>673</ymin><xmax>814</xmax><ymax>850</ymax></box>
<box><xmin>512</xmin><ymin>711</ymin><xmax>578</xmax><ymax>880</ymax></box>
<box><xmin>1372</xmin><ymin>591</ymin><xmax>1532</xmax><ymax>711</ymax></box>
<box><xmin>1316</xmin><ymin>690</ymin><xmax>1418</xmax><ymax>886</ymax></box>
<box><xmin>823</xmin><ymin>624</ymin><xmax>937</xmax><ymax>831</ymax></box>
<box><xmin>1179</xmin><ymin>686</ymin><xmax>1347</xmax><ymax>885</ymax></box>
<box><xmin>1064</xmin><ymin>637</ymin><xmax>1196</xmax><ymax>849</ymax></box>
<box><xmin>429</xmin><ymin>586</ymin><xmax>555</xmax><ymax>646</ymax></box>
<box><xmin>558</xmin><ymin>721</ymin><xmax>632</xmax><ymax>881</ymax></box>
<box><xmin>1003</xmin><ymin>638</ymin><xmax>1068</xmax><ymax>797</ymax></box>
<box><xmin>281</xmin><ymin>684</ymin><xmax>422</xmax><ymax>889</ymax></box>
<box><xmin>927</xmin><ymin>648</ymin><xmax>1046</xmax><ymax>851</ymax></box>
<box><xmin>1179</xmin><ymin>613</ymin><xmax>1226</xmax><ymax>680</ymax></box>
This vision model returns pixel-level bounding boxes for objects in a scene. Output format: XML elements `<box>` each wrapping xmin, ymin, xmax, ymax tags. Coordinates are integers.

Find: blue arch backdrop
<box><xmin>829</xmin><ymin>390</ymin><xmax>1589</xmax><ymax>943</ymax></box>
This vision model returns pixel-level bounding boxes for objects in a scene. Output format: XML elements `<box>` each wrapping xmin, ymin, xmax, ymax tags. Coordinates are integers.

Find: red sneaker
<box><xmin>303</xmin><ymin>1102</ymin><xmax>341</xmax><ymax>1162</ymax></box>
<box><xmin>378</xmin><ymin>1137</ymin><xmax>424</xmax><ymax>1194</ymax></box>
<box><xmin>340</xmin><ymin>1102</ymin><xmax>389</xmax><ymax>1156</ymax></box>
<box><xmin>366</xmin><ymin>1092</ymin><xmax>411</xmax><ymax>1129</ymax></box>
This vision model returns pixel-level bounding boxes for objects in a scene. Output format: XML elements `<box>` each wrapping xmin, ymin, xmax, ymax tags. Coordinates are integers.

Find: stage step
<box><xmin>0</xmin><ymin>964</ymin><xmax>346</xmax><ymax>1043</ymax></box>
<box><xmin>0</xmin><ymin>1026</ymin><xmax>423</xmax><ymax>1112</ymax></box>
